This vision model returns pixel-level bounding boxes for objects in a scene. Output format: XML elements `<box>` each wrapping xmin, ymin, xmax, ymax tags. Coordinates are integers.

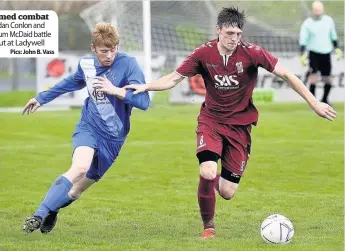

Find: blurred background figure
<box><xmin>299</xmin><ymin>0</ymin><xmax>343</xmax><ymax>105</ymax></box>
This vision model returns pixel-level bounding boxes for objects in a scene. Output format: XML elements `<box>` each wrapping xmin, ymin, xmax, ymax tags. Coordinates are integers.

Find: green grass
<box><xmin>0</xmin><ymin>96</ymin><xmax>343</xmax><ymax>250</ymax></box>
<box><xmin>0</xmin><ymin>91</ymin><xmax>36</xmax><ymax>107</ymax></box>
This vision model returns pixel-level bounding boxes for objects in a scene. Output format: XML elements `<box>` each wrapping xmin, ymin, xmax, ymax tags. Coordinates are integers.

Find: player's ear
<box><xmin>90</xmin><ymin>43</ymin><xmax>96</xmax><ymax>53</ymax></box>
<box><xmin>216</xmin><ymin>25</ymin><xmax>221</xmax><ymax>35</ymax></box>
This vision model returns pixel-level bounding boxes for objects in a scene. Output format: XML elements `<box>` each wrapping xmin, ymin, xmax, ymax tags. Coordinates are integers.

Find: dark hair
<box><xmin>217</xmin><ymin>6</ymin><xmax>246</xmax><ymax>29</ymax></box>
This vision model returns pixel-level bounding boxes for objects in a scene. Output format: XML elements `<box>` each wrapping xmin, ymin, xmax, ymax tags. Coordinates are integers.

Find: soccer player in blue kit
<box><xmin>21</xmin><ymin>23</ymin><xmax>150</xmax><ymax>234</ymax></box>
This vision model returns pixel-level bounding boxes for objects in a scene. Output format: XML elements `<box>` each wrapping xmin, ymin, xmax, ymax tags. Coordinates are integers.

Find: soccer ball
<box><xmin>260</xmin><ymin>214</ymin><xmax>294</xmax><ymax>244</ymax></box>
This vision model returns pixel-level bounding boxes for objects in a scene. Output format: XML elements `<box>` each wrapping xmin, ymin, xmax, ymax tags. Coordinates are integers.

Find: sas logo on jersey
<box><xmin>214</xmin><ymin>75</ymin><xmax>239</xmax><ymax>90</ymax></box>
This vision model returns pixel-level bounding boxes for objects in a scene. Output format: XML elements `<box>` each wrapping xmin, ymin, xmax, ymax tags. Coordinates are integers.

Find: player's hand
<box><xmin>22</xmin><ymin>98</ymin><xmax>41</xmax><ymax>115</ymax></box>
<box><xmin>335</xmin><ymin>48</ymin><xmax>343</xmax><ymax>61</ymax></box>
<box><xmin>300</xmin><ymin>53</ymin><xmax>308</xmax><ymax>67</ymax></box>
<box><xmin>123</xmin><ymin>84</ymin><xmax>148</xmax><ymax>94</ymax></box>
<box><xmin>92</xmin><ymin>75</ymin><xmax>117</xmax><ymax>95</ymax></box>
<box><xmin>311</xmin><ymin>101</ymin><xmax>337</xmax><ymax>121</ymax></box>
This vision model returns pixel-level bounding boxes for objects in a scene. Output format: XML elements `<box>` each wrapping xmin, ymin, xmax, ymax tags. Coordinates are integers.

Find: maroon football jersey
<box><xmin>175</xmin><ymin>39</ymin><xmax>278</xmax><ymax>125</ymax></box>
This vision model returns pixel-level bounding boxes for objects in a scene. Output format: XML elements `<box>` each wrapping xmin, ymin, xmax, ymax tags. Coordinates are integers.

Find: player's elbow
<box><xmin>164</xmin><ymin>71</ymin><xmax>183</xmax><ymax>89</ymax></box>
<box><xmin>141</xmin><ymin>100</ymin><xmax>150</xmax><ymax>111</ymax></box>
<box><xmin>136</xmin><ymin>94</ymin><xmax>151</xmax><ymax>111</ymax></box>
<box><xmin>273</xmin><ymin>63</ymin><xmax>290</xmax><ymax>82</ymax></box>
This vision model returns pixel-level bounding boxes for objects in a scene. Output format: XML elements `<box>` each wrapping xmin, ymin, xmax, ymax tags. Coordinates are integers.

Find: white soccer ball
<box><xmin>260</xmin><ymin>214</ymin><xmax>294</xmax><ymax>244</ymax></box>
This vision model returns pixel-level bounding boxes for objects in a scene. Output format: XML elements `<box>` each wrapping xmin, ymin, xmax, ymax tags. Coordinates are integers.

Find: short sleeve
<box><xmin>175</xmin><ymin>47</ymin><xmax>202</xmax><ymax>77</ymax></box>
<box><xmin>251</xmin><ymin>46</ymin><xmax>278</xmax><ymax>73</ymax></box>
<box><xmin>126</xmin><ymin>57</ymin><xmax>146</xmax><ymax>84</ymax></box>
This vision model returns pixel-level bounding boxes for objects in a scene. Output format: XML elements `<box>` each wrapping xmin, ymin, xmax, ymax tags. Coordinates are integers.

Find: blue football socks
<box><xmin>34</xmin><ymin>176</ymin><xmax>73</xmax><ymax>220</ymax></box>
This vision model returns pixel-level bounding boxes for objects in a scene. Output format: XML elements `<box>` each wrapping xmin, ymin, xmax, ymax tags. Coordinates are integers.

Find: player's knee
<box><xmin>218</xmin><ymin>168</ymin><xmax>240</xmax><ymax>200</ymax></box>
<box><xmin>197</xmin><ymin>151</ymin><xmax>219</xmax><ymax>180</ymax></box>
<box><xmin>72</xmin><ymin>163</ymin><xmax>89</xmax><ymax>175</ymax></box>
<box><xmin>219</xmin><ymin>186</ymin><xmax>237</xmax><ymax>200</ymax></box>
<box><xmin>310</xmin><ymin>75</ymin><xmax>317</xmax><ymax>83</ymax></box>
<box><xmin>199</xmin><ymin>162</ymin><xmax>217</xmax><ymax>180</ymax></box>
<box><xmin>323</xmin><ymin>76</ymin><xmax>332</xmax><ymax>84</ymax></box>
<box><xmin>66</xmin><ymin>164</ymin><xmax>89</xmax><ymax>182</ymax></box>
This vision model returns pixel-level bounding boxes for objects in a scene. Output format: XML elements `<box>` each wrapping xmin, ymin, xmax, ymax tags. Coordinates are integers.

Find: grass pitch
<box><xmin>0</xmin><ymin>92</ymin><xmax>343</xmax><ymax>251</ymax></box>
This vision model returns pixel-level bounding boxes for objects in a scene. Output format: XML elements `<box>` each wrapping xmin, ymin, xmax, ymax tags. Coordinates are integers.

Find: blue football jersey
<box><xmin>36</xmin><ymin>52</ymin><xmax>150</xmax><ymax>140</ymax></box>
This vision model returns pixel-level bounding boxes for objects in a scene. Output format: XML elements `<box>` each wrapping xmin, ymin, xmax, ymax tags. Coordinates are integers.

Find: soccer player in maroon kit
<box><xmin>125</xmin><ymin>7</ymin><xmax>337</xmax><ymax>239</ymax></box>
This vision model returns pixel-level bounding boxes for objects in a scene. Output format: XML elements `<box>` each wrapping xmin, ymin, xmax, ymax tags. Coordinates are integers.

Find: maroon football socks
<box><xmin>214</xmin><ymin>173</ymin><xmax>220</xmax><ymax>193</ymax></box>
<box><xmin>198</xmin><ymin>174</ymin><xmax>220</xmax><ymax>229</ymax></box>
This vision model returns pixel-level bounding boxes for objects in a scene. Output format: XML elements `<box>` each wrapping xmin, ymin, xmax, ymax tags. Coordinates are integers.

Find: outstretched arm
<box><xmin>125</xmin><ymin>45</ymin><xmax>200</xmax><ymax>94</ymax></box>
<box><xmin>36</xmin><ymin>61</ymin><xmax>85</xmax><ymax>105</ymax></box>
<box><xmin>35</xmin><ymin>75</ymin><xmax>86</xmax><ymax>105</ymax></box>
<box><xmin>273</xmin><ymin>62</ymin><xmax>337</xmax><ymax>121</ymax></box>
<box><xmin>22</xmin><ymin>63</ymin><xmax>86</xmax><ymax>115</ymax></box>
<box><xmin>124</xmin><ymin>71</ymin><xmax>185</xmax><ymax>94</ymax></box>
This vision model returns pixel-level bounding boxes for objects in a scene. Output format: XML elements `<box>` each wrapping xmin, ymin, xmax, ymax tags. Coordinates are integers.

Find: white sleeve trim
<box><xmin>272</xmin><ymin>59</ymin><xmax>279</xmax><ymax>73</ymax></box>
<box><xmin>174</xmin><ymin>70</ymin><xmax>188</xmax><ymax>78</ymax></box>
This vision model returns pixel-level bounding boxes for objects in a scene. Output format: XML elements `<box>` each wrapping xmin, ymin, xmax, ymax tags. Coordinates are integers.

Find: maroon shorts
<box><xmin>196</xmin><ymin>118</ymin><xmax>252</xmax><ymax>176</ymax></box>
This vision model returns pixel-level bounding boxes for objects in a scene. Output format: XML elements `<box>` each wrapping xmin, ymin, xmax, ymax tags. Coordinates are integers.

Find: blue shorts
<box><xmin>72</xmin><ymin>123</ymin><xmax>124</xmax><ymax>181</ymax></box>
